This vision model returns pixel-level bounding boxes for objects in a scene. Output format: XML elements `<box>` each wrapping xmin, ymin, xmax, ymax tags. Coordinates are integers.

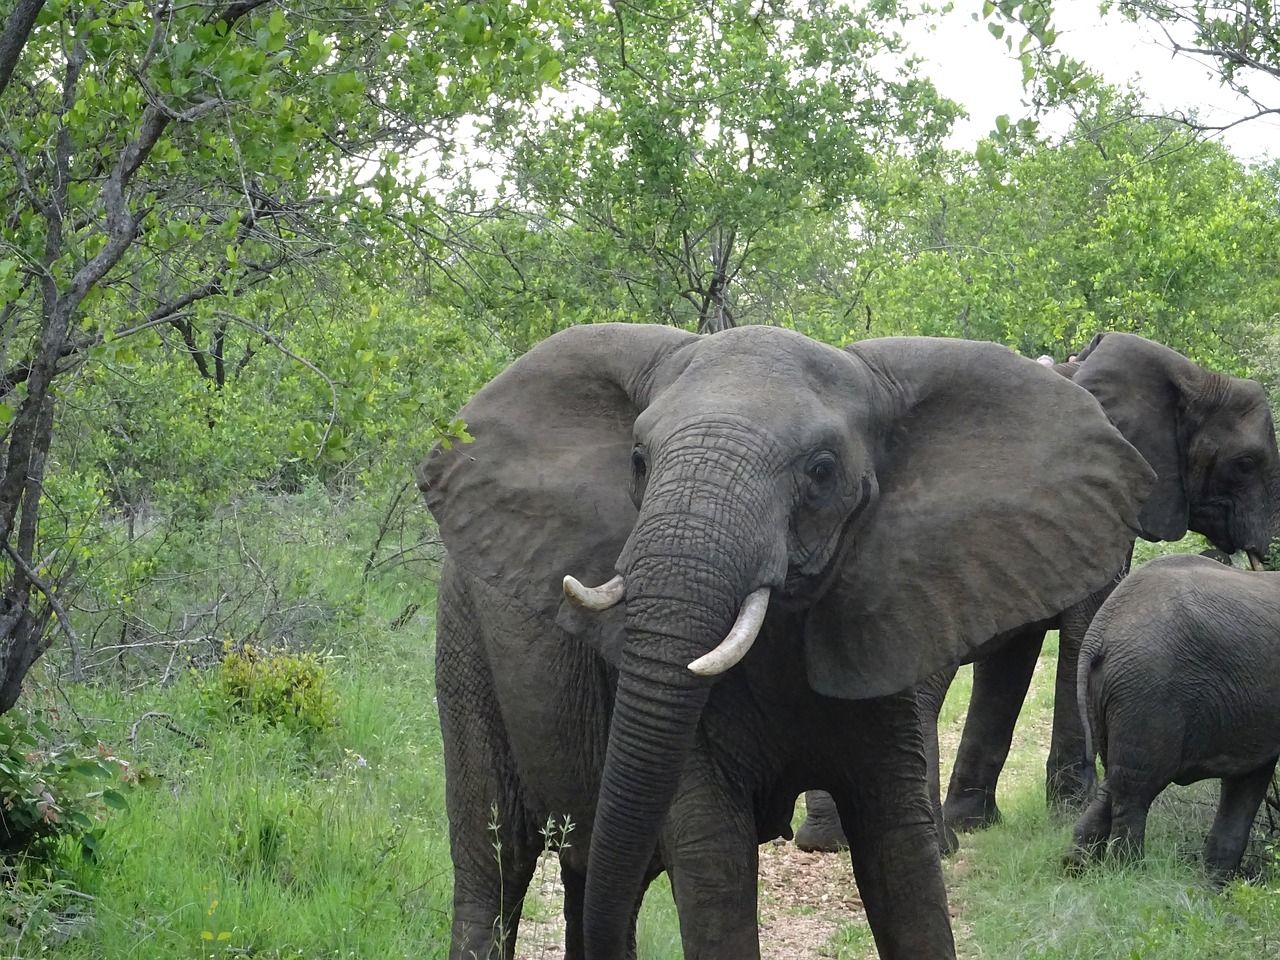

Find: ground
<box><xmin>514</xmin><ymin>828</ymin><xmax>978</xmax><ymax>959</ymax></box>
<box><xmin>512</xmin><ymin>660</ymin><xmax>990</xmax><ymax>959</ymax></box>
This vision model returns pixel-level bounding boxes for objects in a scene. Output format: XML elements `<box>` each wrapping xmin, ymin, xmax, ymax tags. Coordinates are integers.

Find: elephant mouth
<box><xmin>1191</xmin><ymin>502</ymin><xmax>1263</xmax><ymax>558</ymax></box>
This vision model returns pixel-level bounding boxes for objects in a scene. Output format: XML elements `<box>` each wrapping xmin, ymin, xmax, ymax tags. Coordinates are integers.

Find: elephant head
<box><xmin>419</xmin><ymin>323</ymin><xmax>1154</xmax><ymax>957</ymax></box>
<box><xmin>1071</xmin><ymin>332</ymin><xmax>1280</xmax><ymax>563</ymax></box>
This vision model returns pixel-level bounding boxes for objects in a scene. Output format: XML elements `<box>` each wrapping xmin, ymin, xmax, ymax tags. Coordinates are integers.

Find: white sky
<box><xmin>907</xmin><ymin>0</ymin><xmax>1280</xmax><ymax>162</ymax></box>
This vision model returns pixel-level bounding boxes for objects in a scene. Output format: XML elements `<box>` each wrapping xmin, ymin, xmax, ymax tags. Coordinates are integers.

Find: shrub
<box><xmin>205</xmin><ymin>643</ymin><xmax>340</xmax><ymax>734</ymax></box>
<box><xmin>0</xmin><ymin>711</ymin><xmax>129</xmax><ymax>860</ymax></box>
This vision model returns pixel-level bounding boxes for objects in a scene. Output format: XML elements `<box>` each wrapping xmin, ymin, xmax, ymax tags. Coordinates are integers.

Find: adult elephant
<box><xmin>795</xmin><ymin>332</ymin><xmax>1280</xmax><ymax>855</ymax></box>
<box><xmin>420</xmin><ymin>323</ymin><xmax>1153</xmax><ymax>960</ymax></box>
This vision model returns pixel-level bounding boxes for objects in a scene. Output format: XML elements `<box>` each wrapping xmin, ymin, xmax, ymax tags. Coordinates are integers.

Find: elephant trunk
<box><xmin>583</xmin><ymin>475</ymin><xmax>779</xmax><ymax>958</ymax></box>
<box><xmin>582</xmin><ymin>646</ymin><xmax>712</xmax><ymax>957</ymax></box>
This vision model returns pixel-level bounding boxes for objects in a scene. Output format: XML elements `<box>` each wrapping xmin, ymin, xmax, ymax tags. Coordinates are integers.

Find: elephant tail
<box><xmin>1077</xmin><ymin>627</ymin><xmax>1105</xmax><ymax>794</ymax></box>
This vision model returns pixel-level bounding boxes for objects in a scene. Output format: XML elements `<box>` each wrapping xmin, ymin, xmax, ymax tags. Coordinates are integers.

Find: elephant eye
<box><xmin>632</xmin><ymin>447</ymin><xmax>648</xmax><ymax>482</ymax></box>
<box><xmin>1227</xmin><ymin>455</ymin><xmax>1258</xmax><ymax>479</ymax></box>
<box><xmin>805</xmin><ymin>451</ymin><xmax>838</xmax><ymax>488</ymax></box>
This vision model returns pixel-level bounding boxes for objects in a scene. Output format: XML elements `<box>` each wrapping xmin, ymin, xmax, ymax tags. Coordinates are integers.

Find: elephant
<box><xmin>1199</xmin><ymin>548</ymin><xmax>1236</xmax><ymax>566</ymax></box>
<box><xmin>1064</xmin><ymin>553</ymin><xmax>1280</xmax><ymax>880</ymax></box>
<box><xmin>419</xmin><ymin>322</ymin><xmax>1154</xmax><ymax>960</ymax></box>
<box><xmin>796</xmin><ymin>332</ymin><xmax>1280</xmax><ymax>855</ymax></box>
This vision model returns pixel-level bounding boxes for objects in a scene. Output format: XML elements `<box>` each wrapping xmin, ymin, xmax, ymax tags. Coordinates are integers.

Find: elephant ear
<box><xmin>1070</xmin><ymin>332</ymin><xmax>1189</xmax><ymax>541</ymax></box>
<box><xmin>417</xmin><ymin>323</ymin><xmax>698</xmax><ymax>657</ymax></box>
<box><xmin>804</xmin><ymin>337</ymin><xmax>1156</xmax><ymax>700</ymax></box>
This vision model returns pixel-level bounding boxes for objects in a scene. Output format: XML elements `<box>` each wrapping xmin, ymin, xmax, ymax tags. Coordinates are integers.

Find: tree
<box><xmin>856</xmin><ymin>90</ymin><xmax>1280</xmax><ymax>367</ymax></box>
<box><xmin>1109</xmin><ymin>0</ymin><xmax>1280</xmax><ymax>128</ymax></box>
<box><xmin>983</xmin><ymin>0</ymin><xmax>1280</xmax><ymax>132</ymax></box>
<box><xmin>451</xmin><ymin>0</ymin><xmax>959</xmax><ymax>343</ymax></box>
<box><xmin>0</xmin><ymin>0</ymin><xmax>561</xmax><ymax>713</ymax></box>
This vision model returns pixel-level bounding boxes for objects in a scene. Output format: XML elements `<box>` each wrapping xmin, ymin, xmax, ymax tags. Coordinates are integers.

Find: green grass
<box><xmin>17</xmin><ymin>511</ymin><xmax>1280</xmax><ymax>959</ymax></box>
<box><xmin>46</xmin><ymin>629</ymin><xmax>454</xmax><ymax>959</ymax></box>
<box><xmin>939</xmin><ymin>630</ymin><xmax>1280</xmax><ymax>960</ymax></box>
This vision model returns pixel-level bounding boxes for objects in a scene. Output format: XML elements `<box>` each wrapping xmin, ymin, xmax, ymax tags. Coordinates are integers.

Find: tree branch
<box><xmin>1</xmin><ymin>539</ymin><xmax>79</xmax><ymax>660</ymax></box>
<box><xmin>0</xmin><ymin>0</ymin><xmax>45</xmax><ymax>101</ymax></box>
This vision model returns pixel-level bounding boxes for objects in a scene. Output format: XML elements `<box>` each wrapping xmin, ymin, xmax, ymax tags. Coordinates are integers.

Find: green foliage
<box><xmin>202</xmin><ymin>643</ymin><xmax>340</xmax><ymax>734</ymax></box>
<box><xmin>52</xmin><ymin>658</ymin><xmax>454</xmax><ymax>959</ymax></box>
<box><xmin>840</xmin><ymin>90</ymin><xmax>1280</xmax><ymax>365</ymax></box>
<box><xmin>0</xmin><ymin>0</ymin><xmax>565</xmax><ymax>710</ymax></box>
<box><xmin>951</xmin><ymin>786</ymin><xmax>1280</xmax><ymax>959</ymax></box>
<box><xmin>464</xmin><ymin>0</ymin><xmax>960</xmax><ymax>341</ymax></box>
<box><xmin>0</xmin><ymin>711</ymin><xmax>129</xmax><ymax>861</ymax></box>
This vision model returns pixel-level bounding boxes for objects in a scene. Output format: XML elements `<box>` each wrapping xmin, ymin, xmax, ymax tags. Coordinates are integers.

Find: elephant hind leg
<box><xmin>1063</xmin><ymin>779</ymin><xmax>1113</xmax><ymax>873</ymax></box>
<box><xmin>794</xmin><ymin>790</ymin><xmax>848</xmax><ymax>853</ymax></box>
<box><xmin>1203</xmin><ymin>758</ymin><xmax>1277</xmax><ymax>882</ymax></box>
<box><xmin>945</xmin><ymin>627</ymin><xmax>1045</xmax><ymax>832</ymax></box>
<box><xmin>1105</xmin><ymin>777</ymin><xmax>1160</xmax><ymax>866</ymax></box>
<box><xmin>916</xmin><ymin>667</ymin><xmax>961</xmax><ymax>857</ymax></box>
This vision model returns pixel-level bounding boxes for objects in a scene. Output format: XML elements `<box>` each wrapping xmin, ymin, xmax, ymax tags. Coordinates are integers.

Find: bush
<box><xmin>0</xmin><ymin>712</ymin><xmax>129</xmax><ymax>860</ymax></box>
<box><xmin>203</xmin><ymin>643</ymin><xmax>340</xmax><ymax>734</ymax></box>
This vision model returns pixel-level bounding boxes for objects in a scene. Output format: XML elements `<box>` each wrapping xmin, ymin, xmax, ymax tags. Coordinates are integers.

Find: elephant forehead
<box><xmin>697</xmin><ymin>325</ymin><xmax>856</xmax><ymax>380</ymax></box>
<box><xmin>641</xmin><ymin>333</ymin><xmax>873</xmax><ymax>432</ymax></box>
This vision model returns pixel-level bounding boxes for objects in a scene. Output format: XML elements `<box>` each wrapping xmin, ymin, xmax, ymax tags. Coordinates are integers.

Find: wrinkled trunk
<box><xmin>582</xmin><ymin>646</ymin><xmax>712</xmax><ymax>957</ymax></box>
<box><xmin>582</xmin><ymin>469</ymin><xmax>767</xmax><ymax>958</ymax></box>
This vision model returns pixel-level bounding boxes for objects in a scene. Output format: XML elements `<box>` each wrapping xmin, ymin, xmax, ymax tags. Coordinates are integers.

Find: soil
<box><xmin>515</xmin><ymin>837</ymin><xmax>970</xmax><ymax>959</ymax></box>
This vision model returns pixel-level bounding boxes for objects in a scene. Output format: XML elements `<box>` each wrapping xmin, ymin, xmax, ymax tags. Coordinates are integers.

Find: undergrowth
<box><xmin>9</xmin><ymin>507</ymin><xmax>1280</xmax><ymax>959</ymax></box>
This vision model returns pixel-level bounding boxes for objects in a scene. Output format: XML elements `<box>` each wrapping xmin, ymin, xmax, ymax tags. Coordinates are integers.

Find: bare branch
<box><xmin>129</xmin><ymin>710</ymin><xmax>205</xmax><ymax>748</ymax></box>
<box><xmin>1</xmin><ymin>538</ymin><xmax>79</xmax><ymax>657</ymax></box>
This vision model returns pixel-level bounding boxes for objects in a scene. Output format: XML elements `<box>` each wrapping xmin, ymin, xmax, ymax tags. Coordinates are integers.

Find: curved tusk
<box><xmin>563</xmin><ymin>574</ymin><xmax>626</xmax><ymax>610</ymax></box>
<box><xmin>1248</xmin><ymin>551</ymin><xmax>1266</xmax><ymax>572</ymax></box>
<box><xmin>687</xmin><ymin>587</ymin><xmax>771</xmax><ymax>676</ymax></box>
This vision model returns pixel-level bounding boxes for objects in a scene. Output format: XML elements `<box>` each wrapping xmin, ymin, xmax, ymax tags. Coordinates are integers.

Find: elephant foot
<box><xmin>943</xmin><ymin>791</ymin><xmax>1001</xmax><ymax>833</ymax></box>
<box><xmin>795</xmin><ymin>791</ymin><xmax>848</xmax><ymax>853</ymax></box>
<box><xmin>1045</xmin><ymin>764</ymin><xmax>1093</xmax><ymax>816</ymax></box>
<box><xmin>1060</xmin><ymin>842</ymin><xmax>1096</xmax><ymax>876</ymax></box>
<box><xmin>794</xmin><ymin>815</ymin><xmax>849</xmax><ymax>853</ymax></box>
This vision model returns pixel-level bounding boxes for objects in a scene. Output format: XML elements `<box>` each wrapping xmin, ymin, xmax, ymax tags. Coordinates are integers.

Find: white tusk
<box><xmin>563</xmin><ymin>574</ymin><xmax>626</xmax><ymax>610</ymax></box>
<box><xmin>1248</xmin><ymin>551</ymin><xmax>1266</xmax><ymax>572</ymax></box>
<box><xmin>687</xmin><ymin>587</ymin><xmax>771</xmax><ymax>676</ymax></box>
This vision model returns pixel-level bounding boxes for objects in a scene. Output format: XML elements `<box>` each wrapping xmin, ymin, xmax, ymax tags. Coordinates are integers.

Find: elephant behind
<box><xmin>799</xmin><ymin>332</ymin><xmax>1280</xmax><ymax>854</ymax></box>
<box><xmin>1064</xmin><ymin>554</ymin><xmax>1280</xmax><ymax>879</ymax></box>
<box><xmin>420</xmin><ymin>323</ymin><xmax>1154</xmax><ymax>960</ymax></box>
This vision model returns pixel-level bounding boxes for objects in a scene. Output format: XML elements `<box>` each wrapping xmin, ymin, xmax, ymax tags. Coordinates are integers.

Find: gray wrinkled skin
<box><xmin>1066</xmin><ymin>555</ymin><xmax>1280</xmax><ymax>880</ymax></box>
<box><xmin>420</xmin><ymin>324</ymin><xmax>1154</xmax><ymax>960</ymax></box>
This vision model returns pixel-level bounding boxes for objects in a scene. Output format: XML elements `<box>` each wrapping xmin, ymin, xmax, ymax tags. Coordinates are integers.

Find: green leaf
<box><xmin>100</xmin><ymin>789</ymin><xmax>129</xmax><ymax>810</ymax></box>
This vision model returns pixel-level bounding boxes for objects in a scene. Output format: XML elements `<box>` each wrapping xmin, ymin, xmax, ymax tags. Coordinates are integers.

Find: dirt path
<box><xmin>514</xmin><ymin>662</ymin><xmax>1000</xmax><ymax>958</ymax></box>
<box><xmin>515</xmin><ymin>838</ymin><xmax>968</xmax><ymax>959</ymax></box>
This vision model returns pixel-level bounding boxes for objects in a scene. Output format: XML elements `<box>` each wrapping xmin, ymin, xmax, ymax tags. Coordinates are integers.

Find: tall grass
<box><xmin>20</xmin><ymin>507</ymin><xmax>1280</xmax><ymax>959</ymax></box>
<box><xmin>48</xmin><ymin>633</ymin><xmax>454</xmax><ymax>958</ymax></box>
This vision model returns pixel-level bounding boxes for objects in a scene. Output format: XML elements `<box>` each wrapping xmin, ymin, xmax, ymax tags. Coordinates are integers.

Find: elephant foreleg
<box><xmin>436</xmin><ymin>567</ymin><xmax>542</xmax><ymax>960</ymax></box>
<box><xmin>833</xmin><ymin>693</ymin><xmax>956</xmax><ymax>960</ymax></box>
<box><xmin>658</xmin><ymin>755</ymin><xmax>761</xmax><ymax>960</ymax></box>
<box><xmin>1046</xmin><ymin>582</ymin><xmax>1120</xmax><ymax>811</ymax></box>
<box><xmin>943</xmin><ymin>625</ymin><xmax>1045</xmax><ymax>832</ymax></box>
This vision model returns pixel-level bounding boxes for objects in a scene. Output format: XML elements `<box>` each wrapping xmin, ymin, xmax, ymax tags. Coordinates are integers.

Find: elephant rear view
<box><xmin>1066</xmin><ymin>554</ymin><xmax>1280</xmax><ymax>880</ymax></box>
